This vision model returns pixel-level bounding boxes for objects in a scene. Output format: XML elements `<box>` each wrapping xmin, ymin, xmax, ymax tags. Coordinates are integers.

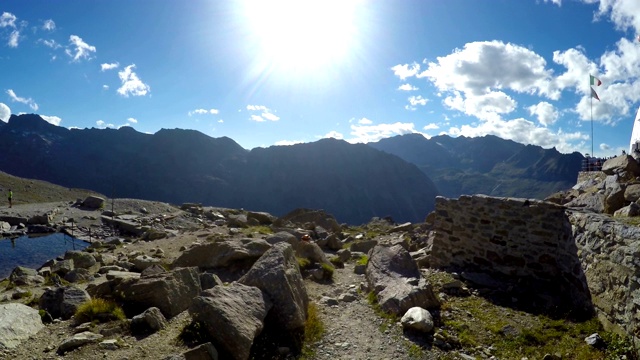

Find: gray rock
<box><xmin>82</xmin><ymin>196</ymin><xmax>105</xmax><ymax>209</ymax></box>
<box><xmin>200</xmin><ymin>272</ymin><xmax>224</xmax><ymax>290</ymax></box>
<box><xmin>64</xmin><ymin>268</ymin><xmax>93</xmax><ymax>283</ymax></box>
<box><xmin>265</xmin><ymin>231</ymin><xmax>297</xmax><ymax>246</ymax></box>
<box><xmin>239</xmin><ymin>242</ymin><xmax>309</xmax><ymax>330</ymax></box>
<box><xmin>326</xmin><ymin>234</ymin><xmax>344</xmax><ymax>251</ymax></box>
<box><xmin>57</xmin><ymin>331</ymin><xmax>103</xmax><ymax>354</ymax></box>
<box><xmin>173</xmin><ymin>239</ymin><xmax>271</xmax><ymax>269</ymax></box>
<box><xmin>584</xmin><ymin>333</ymin><xmax>604</xmax><ymax>347</ymax></box>
<box><xmin>294</xmin><ymin>241</ymin><xmax>330</xmax><ymax>265</ymax></box>
<box><xmin>184</xmin><ymin>342</ymin><xmax>219</xmax><ymax>360</ymax></box>
<box><xmin>337</xmin><ymin>249</ymin><xmax>351</xmax><ymax>262</ymax></box>
<box><xmin>366</xmin><ymin>245</ymin><xmax>440</xmax><ymax>315</ymax></box>
<box><xmin>131</xmin><ymin>307</ymin><xmax>168</xmax><ymax>335</ymax></box>
<box><xmin>114</xmin><ymin>267</ymin><xmax>201</xmax><ymax>319</ymax></box>
<box><xmin>132</xmin><ymin>255</ymin><xmax>162</xmax><ymax>272</ymax></box>
<box><xmin>9</xmin><ymin>266</ymin><xmax>44</xmax><ymax>286</ymax></box>
<box><xmin>614</xmin><ymin>203</ymin><xmax>640</xmax><ymax>217</ymax></box>
<box><xmin>0</xmin><ymin>303</ymin><xmax>44</xmax><ymax>349</ymax></box>
<box><xmin>624</xmin><ymin>183</ymin><xmax>640</xmax><ymax>202</ymax></box>
<box><xmin>601</xmin><ymin>155</ymin><xmax>640</xmax><ymax>179</ymax></box>
<box><xmin>52</xmin><ymin>259</ymin><xmax>75</xmax><ymax>276</ymax></box>
<box><xmin>401</xmin><ymin>307</ymin><xmax>434</xmax><ymax>332</ymax></box>
<box><xmin>246</xmin><ymin>211</ymin><xmax>276</xmax><ymax>225</ymax></box>
<box><xmin>189</xmin><ymin>283</ymin><xmax>271</xmax><ymax>360</ymax></box>
<box><xmin>350</xmin><ymin>240</ymin><xmax>378</xmax><ymax>254</ymax></box>
<box><xmin>565</xmin><ymin>192</ymin><xmax>605</xmax><ymax>212</ymax></box>
<box><xmin>39</xmin><ymin>286</ymin><xmax>91</xmax><ymax>320</ymax></box>
<box><xmin>141</xmin><ymin>264</ymin><xmax>167</xmax><ymax>277</ymax></box>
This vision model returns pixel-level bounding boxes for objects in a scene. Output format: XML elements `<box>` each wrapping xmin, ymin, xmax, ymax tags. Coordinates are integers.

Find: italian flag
<box><xmin>590</xmin><ymin>75</ymin><xmax>602</xmax><ymax>86</ymax></box>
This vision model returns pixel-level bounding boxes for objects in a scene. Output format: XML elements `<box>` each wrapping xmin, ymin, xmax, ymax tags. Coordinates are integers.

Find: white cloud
<box><xmin>443</xmin><ymin>91</ymin><xmax>517</xmax><ymax>121</ymax></box>
<box><xmin>590</xmin><ymin>0</ymin><xmax>640</xmax><ymax>33</ymax></box>
<box><xmin>42</xmin><ymin>19</ymin><xmax>55</xmax><ymax>31</ymax></box>
<box><xmin>405</xmin><ymin>95</ymin><xmax>428</xmax><ymax>110</ymax></box>
<box><xmin>101</xmin><ymin>62</ymin><xmax>119</xmax><ymax>71</ymax></box>
<box><xmin>96</xmin><ymin>120</ymin><xmax>114</xmax><ymax>129</ymax></box>
<box><xmin>275</xmin><ymin>139</ymin><xmax>305</xmax><ymax>146</ymax></box>
<box><xmin>423</xmin><ymin>123</ymin><xmax>439</xmax><ymax>130</ymax></box>
<box><xmin>247</xmin><ymin>105</ymin><xmax>279</xmax><ymax>122</ymax></box>
<box><xmin>40</xmin><ymin>115</ymin><xmax>61</xmax><ymax>126</ymax></box>
<box><xmin>0</xmin><ymin>102</ymin><xmax>10</xmax><ymax>122</ymax></box>
<box><xmin>398</xmin><ymin>84</ymin><xmax>418</xmax><ymax>91</ymax></box>
<box><xmin>0</xmin><ymin>12</ymin><xmax>17</xmax><ymax>28</ymax></box>
<box><xmin>348</xmin><ymin>122</ymin><xmax>425</xmax><ymax>143</ymax></box>
<box><xmin>127</xmin><ymin>117</ymin><xmax>138</xmax><ymax>123</ymax></box>
<box><xmin>322</xmin><ymin>131</ymin><xmax>344</xmax><ymax>140</ymax></box>
<box><xmin>65</xmin><ymin>35</ymin><xmax>96</xmax><ymax>62</ymax></box>
<box><xmin>188</xmin><ymin>108</ymin><xmax>220</xmax><ymax>116</ymax></box>
<box><xmin>544</xmin><ymin>0</ymin><xmax>561</xmax><ymax>6</ymax></box>
<box><xmin>358</xmin><ymin>118</ymin><xmax>373</xmax><ymax>125</ymax></box>
<box><xmin>600</xmin><ymin>143</ymin><xmax>611</xmax><ymax>150</ymax></box>
<box><xmin>117</xmin><ymin>64</ymin><xmax>150</xmax><ymax>97</ymax></box>
<box><xmin>218</xmin><ymin>119</ymin><xmax>224</xmax><ymax>123</ymax></box>
<box><xmin>102</xmin><ymin>85</ymin><xmax>109</xmax><ymax>90</ymax></box>
<box><xmin>417</xmin><ymin>40</ymin><xmax>558</xmax><ymax>99</ymax></box>
<box><xmin>6</xmin><ymin>89</ymin><xmax>38</xmax><ymax>111</ymax></box>
<box><xmin>447</xmin><ymin>117</ymin><xmax>588</xmax><ymax>153</ymax></box>
<box><xmin>8</xmin><ymin>30</ymin><xmax>19</xmax><ymax>48</ymax></box>
<box><xmin>40</xmin><ymin>39</ymin><xmax>61</xmax><ymax>49</ymax></box>
<box><xmin>527</xmin><ymin>101</ymin><xmax>559</xmax><ymax>127</ymax></box>
<box><xmin>391</xmin><ymin>62</ymin><xmax>421</xmax><ymax>80</ymax></box>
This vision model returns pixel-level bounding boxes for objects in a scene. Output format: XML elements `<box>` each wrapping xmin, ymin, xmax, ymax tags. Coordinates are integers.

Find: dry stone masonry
<box><xmin>427</xmin><ymin>194</ymin><xmax>591</xmax><ymax>314</ymax></box>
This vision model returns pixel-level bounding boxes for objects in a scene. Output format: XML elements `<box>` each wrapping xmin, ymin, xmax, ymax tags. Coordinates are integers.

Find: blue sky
<box><xmin>1</xmin><ymin>0</ymin><xmax>640</xmax><ymax>157</ymax></box>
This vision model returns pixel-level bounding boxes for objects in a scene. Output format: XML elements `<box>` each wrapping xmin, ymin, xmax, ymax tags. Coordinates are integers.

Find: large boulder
<box><xmin>0</xmin><ymin>303</ymin><xmax>44</xmax><ymax>349</ymax></box>
<box><xmin>113</xmin><ymin>267</ymin><xmax>201</xmax><ymax>319</ymax></box>
<box><xmin>565</xmin><ymin>192</ymin><xmax>605</xmax><ymax>213</ymax></box>
<box><xmin>624</xmin><ymin>183</ymin><xmax>640</xmax><ymax>202</ymax></box>
<box><xmin>173</xmin><ymin>239</ymin><xmax>271</xmax><ymax>269</ymax></box>
<box><xmin>189</xmin><ymin>283</ymin><xmax>271</xmax><ymax>360</ymax></box>
<box><xmin>131</xmin><ymin>307</ymin><xmax>168</xmax><ymax>335</ymax></box>
<box><xmin>366</xmin><ymin>245</ymin><xmax>440</xmax><ymax>315</ymax></box>
<box><xmin>82</xmin><ymin>196</ymin><xmax>105</xmax><ymax>209</ymax></box>
<box><xmin>294</xmin><ymin>241</ymin><xmax>330</xmax><ymax>265</ymax></box>
<box><xmin>9</xmin><ymin>266</ymin><xmax>44</xmax><ymax>286</ymax></box>
<box><xmin>239</xmin><ymin>242</ymin><xmax>309</xmax><ymax>330</ymax></box>
<box><xmin>601</xmin><ymin>155</ymin><xmax>640</xmax><ymax>179</ymax></box>
<box><xmin>64</xmin><ymin>250</ymin><xmax>97</xmax><ymax>269</ymax></box>
<box><xmin>39</xmin><ymin>286</ymin><xmax>91</xmax><ymax>320</ymax></box>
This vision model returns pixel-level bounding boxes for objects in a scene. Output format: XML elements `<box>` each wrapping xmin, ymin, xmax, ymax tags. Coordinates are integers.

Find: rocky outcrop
<box><xmin>366</xmin><ymin>245</ymin><xmax>439</xmax><ymax>315</ymax></box>
<box><xmin>189</xmin><ymin>283</ymin><xmax>271</xmax><ymax>360</ymax></box>
<box><xmin>239</xmin><ymin>242</ymin><xmax>309</xmax><ymax>331</ymax></box>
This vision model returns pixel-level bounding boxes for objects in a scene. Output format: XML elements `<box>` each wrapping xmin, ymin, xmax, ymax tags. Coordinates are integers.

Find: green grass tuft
<box><xmin>74</xmin><ymin>298</ymin><xmax>126</xmax><ymax>324</ymax></box>
<box><xmin>300</xmin><ymin>302</ymin><xmax>324</xmax><ymax>359</ymax></box>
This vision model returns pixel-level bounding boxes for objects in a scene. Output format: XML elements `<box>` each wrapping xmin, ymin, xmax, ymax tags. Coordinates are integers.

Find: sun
<box><xmin>241</xmin><ymin>0</ymin><xmax>362</xmax><ymax>73</ymax></box>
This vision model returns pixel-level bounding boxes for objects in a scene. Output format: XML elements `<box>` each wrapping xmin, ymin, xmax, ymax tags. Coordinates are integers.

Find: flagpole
<box><xmin>591</xmin><ymin>86</ymin><xmax>593</xmax><ymax>160</ymax></box>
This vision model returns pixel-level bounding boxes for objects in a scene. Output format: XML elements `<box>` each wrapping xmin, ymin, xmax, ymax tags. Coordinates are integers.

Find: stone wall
<box><xmin>427</xmin><ymin>195</ymin><xmax>591</xmax><ymax>314</ymax></box>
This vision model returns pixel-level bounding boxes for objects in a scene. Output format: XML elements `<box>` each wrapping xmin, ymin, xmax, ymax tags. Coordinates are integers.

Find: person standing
<box><xmin>8</xmin><ymin>189</ymin><xmax>12</xmax><ymax>208</ymax></box>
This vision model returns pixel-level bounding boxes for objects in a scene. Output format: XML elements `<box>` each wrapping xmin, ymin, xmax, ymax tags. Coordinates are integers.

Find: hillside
<box><xmin>0</xmin><ymin>170</ymin><xmax>103</xmax><ymax>205</ymax></box>
<box><xmin>0</xmin><ymin>114</ymin><xmax>438</xmax><ymax>225</ymax></box>
<box><xmin>370</xmin><ymin>133</ymin><xmax>584</xmax><ymax>199</ymax></box>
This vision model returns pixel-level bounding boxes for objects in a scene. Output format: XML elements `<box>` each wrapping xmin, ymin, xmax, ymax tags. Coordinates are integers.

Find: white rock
<box><xmin>400</xmin><ymin>306</ymin><xmax>434</xmax><ymax>332</ymax></box>
<box><xmin>0</xmin><ymin>303</ymin><xmax>45</xmax><ymax>349</ymax></box>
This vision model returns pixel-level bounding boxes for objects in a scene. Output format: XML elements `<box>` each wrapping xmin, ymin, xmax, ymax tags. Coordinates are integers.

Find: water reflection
<box><xmin>0</xmin><ymin>233</ymin><xmax>88</xmax><ymax>279</ymax></box>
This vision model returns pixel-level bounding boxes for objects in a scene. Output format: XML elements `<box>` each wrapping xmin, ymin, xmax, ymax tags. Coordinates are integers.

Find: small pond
<box><xmin>0</xmin><ymin>233</ymin><xmax>88</xmax><ymax>279</ymax></box>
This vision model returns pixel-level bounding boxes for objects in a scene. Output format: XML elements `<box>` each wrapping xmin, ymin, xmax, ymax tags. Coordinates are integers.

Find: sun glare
<box><xmin>242</xmin><ymin>0</ymin><xmax>362</xmax><ymax>73</ymax></box>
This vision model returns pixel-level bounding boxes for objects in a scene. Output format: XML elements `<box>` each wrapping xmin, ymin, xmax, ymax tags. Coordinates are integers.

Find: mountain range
<box><xmin>0</xmin><ymin>114</ymin><xmax>584</xmax><ymax>224</ymax></box>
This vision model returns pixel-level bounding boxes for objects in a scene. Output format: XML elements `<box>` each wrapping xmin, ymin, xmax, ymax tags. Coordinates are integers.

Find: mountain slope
<box><xmin>0</xmin><ymin>114</ymin><xmax>438</xmax><ymax>224</ymax></box>
<box><xmin>370</xmin><ymin>134</ymin><xmax>583</xmax><ymax>199</ymax></box>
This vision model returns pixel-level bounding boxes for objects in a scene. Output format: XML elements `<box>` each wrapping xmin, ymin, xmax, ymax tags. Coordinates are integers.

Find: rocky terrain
<box><xmin>2</xmin><ymin>155</ymin><xmax>640</xmax><ymax>359</ymax></box>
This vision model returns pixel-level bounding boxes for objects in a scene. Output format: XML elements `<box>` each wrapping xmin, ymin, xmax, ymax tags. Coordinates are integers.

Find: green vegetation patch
<box><xmin>74</xmin><ymin>298</ymin><xmax>126</xmax><ymax>324</ymax></box>
<box><xmin>240</xmin><ymin>226</ymin><xmax>273</xmax><ymax>236</ymax></box>
<box><xmin>299</xmin><ymin>302</ymin><xmax>324</xmax><ymax>360</ymax></box>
